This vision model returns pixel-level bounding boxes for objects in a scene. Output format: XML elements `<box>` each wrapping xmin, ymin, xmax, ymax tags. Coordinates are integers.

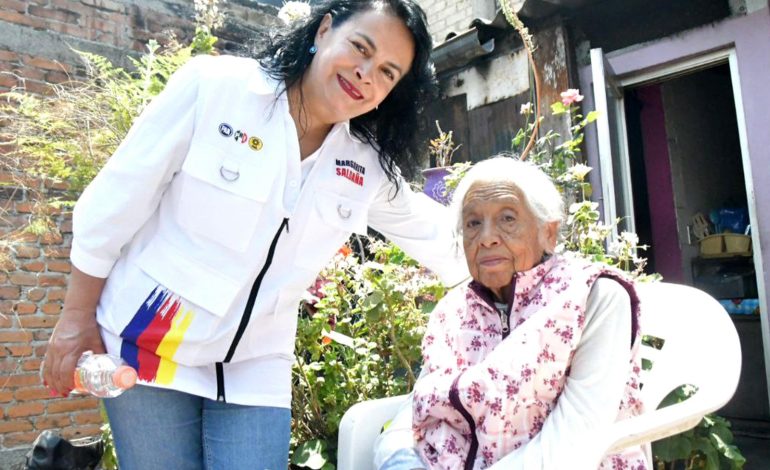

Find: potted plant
<box><xmin>422</xmin><ymin>120</ymin><xmax>462</xmax><ymax>205</ymax></box>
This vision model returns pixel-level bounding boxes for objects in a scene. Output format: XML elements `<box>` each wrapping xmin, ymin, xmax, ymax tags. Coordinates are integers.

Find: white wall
<box><xmin>442</xmin><ymin>50</ymin><xmax>530</xmax><ymax>110</ymax></box>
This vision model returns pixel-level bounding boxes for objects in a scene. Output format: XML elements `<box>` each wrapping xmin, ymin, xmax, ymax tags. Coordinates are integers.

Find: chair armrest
<box><xmin>487</xmin><ymin>395</ymin><xmax>719</xmax><ymax>469</ymax></box>
<box><xmin>603</xmin><ymin>394</ymin><xmax>720</xmax><ymax>455</ymax></box>
<box><xmin>337</xmin><ymin>394</ymin><xmax>410</xmax><ymax>470</ymax></box>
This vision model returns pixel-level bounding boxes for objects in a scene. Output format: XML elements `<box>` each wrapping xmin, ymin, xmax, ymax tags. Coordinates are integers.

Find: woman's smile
<box><xmin>337</xmin><ymin>74</ymin><xmax>364</xmax><ymax>100</ymax></box>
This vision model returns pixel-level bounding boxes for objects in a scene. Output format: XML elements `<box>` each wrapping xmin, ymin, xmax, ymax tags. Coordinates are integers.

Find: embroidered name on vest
<box><xmin>335</xmin><ymin>159</ymin><xmax>365</xmax><ymax>187</ymax></box>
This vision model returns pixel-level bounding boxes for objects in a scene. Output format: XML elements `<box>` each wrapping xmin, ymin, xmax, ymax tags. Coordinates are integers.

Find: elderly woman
<box><xmin>375</xmin><ymin>157</ymin><xmax>649</xmax><ymax>469</ymax></box>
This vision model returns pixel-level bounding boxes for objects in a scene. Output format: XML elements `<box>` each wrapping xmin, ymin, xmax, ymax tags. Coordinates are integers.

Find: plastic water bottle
<box><xmin>73</xmin><ymin>351</ymin><xmax>137</xmax><ymax>398</ymax></box>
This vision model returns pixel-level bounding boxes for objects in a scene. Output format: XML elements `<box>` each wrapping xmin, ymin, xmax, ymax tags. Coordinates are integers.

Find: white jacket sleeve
<box><xmin>71</xmin><ymin>56</ymin><xmax>207</xmax><ymax>277</ymax></box>
<box><xmin>367</xmin><ymin>180</ymin><xmax>469</xmax><ymax>287</ymax></box>
<box><xmin>489</xmin><ymin>277</ymin><xmax>633</xmax><ymax>469</ymax></box>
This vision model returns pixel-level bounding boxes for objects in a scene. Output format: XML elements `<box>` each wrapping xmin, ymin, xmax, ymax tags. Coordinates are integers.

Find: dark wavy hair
<box><xmin>258</xmin><ymin>0</ymin><xmax>437</xmax><ymax>189</ymax></box>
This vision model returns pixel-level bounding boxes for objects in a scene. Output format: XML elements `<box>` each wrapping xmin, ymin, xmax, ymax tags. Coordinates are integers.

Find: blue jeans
<box><xmin>103</xmin><ymin>385</ymin><xmax>291</xmax><ymax>470</ymax></box>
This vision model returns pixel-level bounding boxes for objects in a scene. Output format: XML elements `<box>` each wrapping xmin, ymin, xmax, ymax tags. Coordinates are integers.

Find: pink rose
<box><xmin>560</xmin><ymin>89</ymin><xmax>584</xmax><ymax>106</ymax></box>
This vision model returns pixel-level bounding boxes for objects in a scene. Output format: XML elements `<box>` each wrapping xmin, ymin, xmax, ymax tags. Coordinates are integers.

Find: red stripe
<box><xmin>135</xmin><ymin>296</ymin><xmax>181</xmax><ymax>381</ymax></box>
<box><xmin>136</xmin><ymin>346</ymin><xmax>162</xmax><ymax>382</ymax></box>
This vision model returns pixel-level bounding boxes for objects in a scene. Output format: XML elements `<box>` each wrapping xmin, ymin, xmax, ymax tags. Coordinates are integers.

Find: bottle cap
<box><xmin>113</xmin><ymin>365</ymin><xmax>138</xmax><ymax>389</ymax></box>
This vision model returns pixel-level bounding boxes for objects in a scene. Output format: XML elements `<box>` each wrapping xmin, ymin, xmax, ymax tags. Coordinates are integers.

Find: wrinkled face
<box><xmin>461</xmin><ymin>181</ymin><xmax>557</xmax><ymax>300</ymax></box>
<box><xmin>303</xmin><ymin>9</ymin><xmax>415</xmax><ymax>125</ymax></box>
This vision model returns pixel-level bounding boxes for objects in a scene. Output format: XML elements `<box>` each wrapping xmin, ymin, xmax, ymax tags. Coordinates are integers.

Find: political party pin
<box><xmin>248</xmin><ymin>136</ymin><xmax>263</xmax><ymax>151</ymax></box>
<box><xmin>219</xmin><ymin>123</ymin><xmax>233</xmax><ymax>137</ymax></box>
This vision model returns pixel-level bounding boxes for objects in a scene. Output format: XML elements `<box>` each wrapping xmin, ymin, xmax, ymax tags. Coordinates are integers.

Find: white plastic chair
<box><xmin>337</xmin><ymin>282</ymin><xmax>742</xmax><ymax>470</ymax></box>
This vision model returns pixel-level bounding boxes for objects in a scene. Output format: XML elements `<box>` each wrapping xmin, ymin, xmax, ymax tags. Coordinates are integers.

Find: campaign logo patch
<box><xmin>218</xmin><ymin>122</ymin><xmax>262</xmax><ymax>152</ymax></box>
<box><xmin>335</xmin><ymin>159</ymin><xmax>365</xmax><ymax>187</ymax></box>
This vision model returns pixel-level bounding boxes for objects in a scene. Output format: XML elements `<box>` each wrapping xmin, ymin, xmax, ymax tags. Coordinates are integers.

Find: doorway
<box><xmin>616</xmin><ymin>62</ymin><xmax>768</xmax><ymax>422</ymax></box>
<box><xmin>626</xmin><ymin>64</ymin><xmax>744</xmax><ymax>282</ymax></box>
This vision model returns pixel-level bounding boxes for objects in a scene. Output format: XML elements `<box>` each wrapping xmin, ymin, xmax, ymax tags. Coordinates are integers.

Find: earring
<box><xmin>309</xmin><ymin>45</ymin><xmax>318</xmax><ymax>54</ymax></box>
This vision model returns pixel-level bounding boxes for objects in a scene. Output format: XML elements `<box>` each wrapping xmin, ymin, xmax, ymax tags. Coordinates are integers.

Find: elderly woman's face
<box><xmin>462</xmin><ymin>181</ymin><xmax>552</xmax><ymax>299</ymax></box>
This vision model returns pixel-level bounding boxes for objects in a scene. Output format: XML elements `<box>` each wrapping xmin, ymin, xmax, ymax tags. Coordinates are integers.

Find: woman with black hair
<box><xmin>41</xmin><ymin>1</ymin><xmax>468</xmax><ymax>468</ymax></box>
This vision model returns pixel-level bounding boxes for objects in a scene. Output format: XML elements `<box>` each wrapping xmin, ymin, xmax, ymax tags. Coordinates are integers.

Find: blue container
<box><xmin>719</xmin><ymin>298</ymin><xmax>760</xmax><ymax>315</ymax></box>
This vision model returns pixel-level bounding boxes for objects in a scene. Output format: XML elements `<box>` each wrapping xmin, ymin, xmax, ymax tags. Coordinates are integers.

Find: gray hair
<box><xmin>450</xmin><ymin>157</ymin><xmax>564</xmax><ymax>249</ymax></box>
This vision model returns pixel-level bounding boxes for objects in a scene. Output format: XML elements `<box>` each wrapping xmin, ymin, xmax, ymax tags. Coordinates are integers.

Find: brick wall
<box><xmin>0</xmin><ymin>1</ymin><xmax>276</xmax><ymax>465</ymax></box>
<box><xmin>417</xmin><ymin>0</ymin><xmax>475</xmax><ymax>43</ymax></box>
<box><xmin>0</xmin><ymin>0</ymin><xmax>278</xmax><ymax>94</ymax></box>
<box><xmin>0</xmin><ymin>171</ymin><xmax>93</xmax><ymax>461</ymax></box>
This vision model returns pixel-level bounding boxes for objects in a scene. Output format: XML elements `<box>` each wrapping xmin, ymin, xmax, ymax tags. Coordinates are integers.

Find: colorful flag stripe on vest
<box><xmin>120</xmin><ymin>287</ymin><xmax>195</xmax><ymax>384</ymax></box>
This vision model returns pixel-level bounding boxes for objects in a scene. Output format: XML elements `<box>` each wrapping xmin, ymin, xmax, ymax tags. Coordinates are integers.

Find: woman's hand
<box><xmin>41</xmin><ymin>266</ymin><xmax>108</xmax><ymax>396</ymax></box>
<box><xmin>43</xmin><ymin>309</ymin><xmax>105</xmax><ymax>395</ymax></box>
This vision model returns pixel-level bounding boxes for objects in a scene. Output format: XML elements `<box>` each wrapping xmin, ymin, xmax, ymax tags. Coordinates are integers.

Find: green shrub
<box><xmin>1</xmin><ymin>37</ymin><xmax>194</xmax><ymax>198</ymax></box>
<box><xmin>652</xmin><ymin>386</ymin><xmax>745</xmax><ymax>469</ymax></box>
<box><xmin>290</xmin><ymin>239</ymin><xmax>446</xmax><ymax>469</ymax></box>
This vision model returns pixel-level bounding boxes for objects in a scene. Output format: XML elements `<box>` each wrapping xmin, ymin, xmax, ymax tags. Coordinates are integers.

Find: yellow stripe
<box><xmin>155</xmin><ymin>307</ymin><xmax>195</xmax><ymax>385</ymax></box>
<box><xmin>155</xmin><ymin>357</ymin><xmax>178</xmax><ymax>385</ymax></box>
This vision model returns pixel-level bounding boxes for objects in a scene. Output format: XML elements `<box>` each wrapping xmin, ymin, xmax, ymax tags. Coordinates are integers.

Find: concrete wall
<box><xmin>442</xmin><ymin>49</ymin><xmax>530</xmax><ymax>109</ymax></box>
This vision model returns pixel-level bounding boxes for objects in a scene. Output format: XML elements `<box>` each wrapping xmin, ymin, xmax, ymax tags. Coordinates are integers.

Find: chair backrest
<box><xmin>603</xmin><ymin>282</ymin><xmax>742</xmax><ymax>455</ymax></box>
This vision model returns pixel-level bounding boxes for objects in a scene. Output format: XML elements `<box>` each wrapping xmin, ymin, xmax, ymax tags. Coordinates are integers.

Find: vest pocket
<box><xmin>228</xmin><ymin>288</ymin><xmax>302</xmax><ymax>362</ymax></box>
<box><xmin>175</xmin><ymin>143</ymin><xmax>277</xmax><ymax>251</ymax></box>
<box><xmin>134</xmin><ymin>238</ymin><xmax>240</xmax><ymax>317</ymax></box>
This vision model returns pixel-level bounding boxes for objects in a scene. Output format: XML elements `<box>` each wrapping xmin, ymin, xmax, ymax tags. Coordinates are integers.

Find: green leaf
<box><xmin>291</xmin><ymin>439</ymin><xmax>329</xmax><ymax>469</ymax></box>
<box><xmin>710</xmin><ymin>432</ymin><xmax>746</xmax><ymax>465</ymax></box>
<box><xmin>653</xmin><ymin>433</ymin><xmax>693</xmax><ymax>461</ymax></box>
<box><xmin>420</xmin><ymin>301</ymin><xmax>437</xmax><ymax>315</ymax></box>
<box><xmin>700</xmin><ymin>442</ymin><xmax>721</xmax><ymax>470</ymax></box>
<box><xmin>551</xmin><ymin>101</ymin><xmax>568</xmax><ymax>114</ymax></box>
<box><xmin>362</xmin><ymin>291</ymin><xmax>384</xmax><ymax>311</ymax></box>
<box><xmin>512</xmin><ymin>128</ymin><xmax>527</xmax><ymax>148</ymax></box>
<box><xmin>708</xmin><ymin>422</ymin><xmax>733</xmax><ymax>444</ymax></box>
<box><xmin>364</xmin><ymin>308</ymin><xmax>382</xmax><ymax>323</ymax></box>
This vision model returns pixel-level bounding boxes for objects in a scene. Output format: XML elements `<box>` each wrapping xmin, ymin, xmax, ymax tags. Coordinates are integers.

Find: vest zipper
<box><xmin>216</xmin><ymin>217</ymin><xmax>289</xmax><ymax>402</ymax></box>
<box><xmin>501</xmin><ymin>276</ymin><xmax>516</xmax><ymax>339</ymax></box>
<box><xmin>216</xmin><ymin>362</ymin><xmax>226</xmax><ymax>402</ymax></box>
<box><xmin>499</xmin><ymin>309</ymin><xmax>510</xmax><ymax>337</ymax></box>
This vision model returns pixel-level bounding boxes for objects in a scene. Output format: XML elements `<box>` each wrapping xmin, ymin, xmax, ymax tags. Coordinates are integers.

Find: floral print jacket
<box><xmin>412</xmin><ymin>254</ymin><xmax>648</xmax><ymax>469</ymax></box>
